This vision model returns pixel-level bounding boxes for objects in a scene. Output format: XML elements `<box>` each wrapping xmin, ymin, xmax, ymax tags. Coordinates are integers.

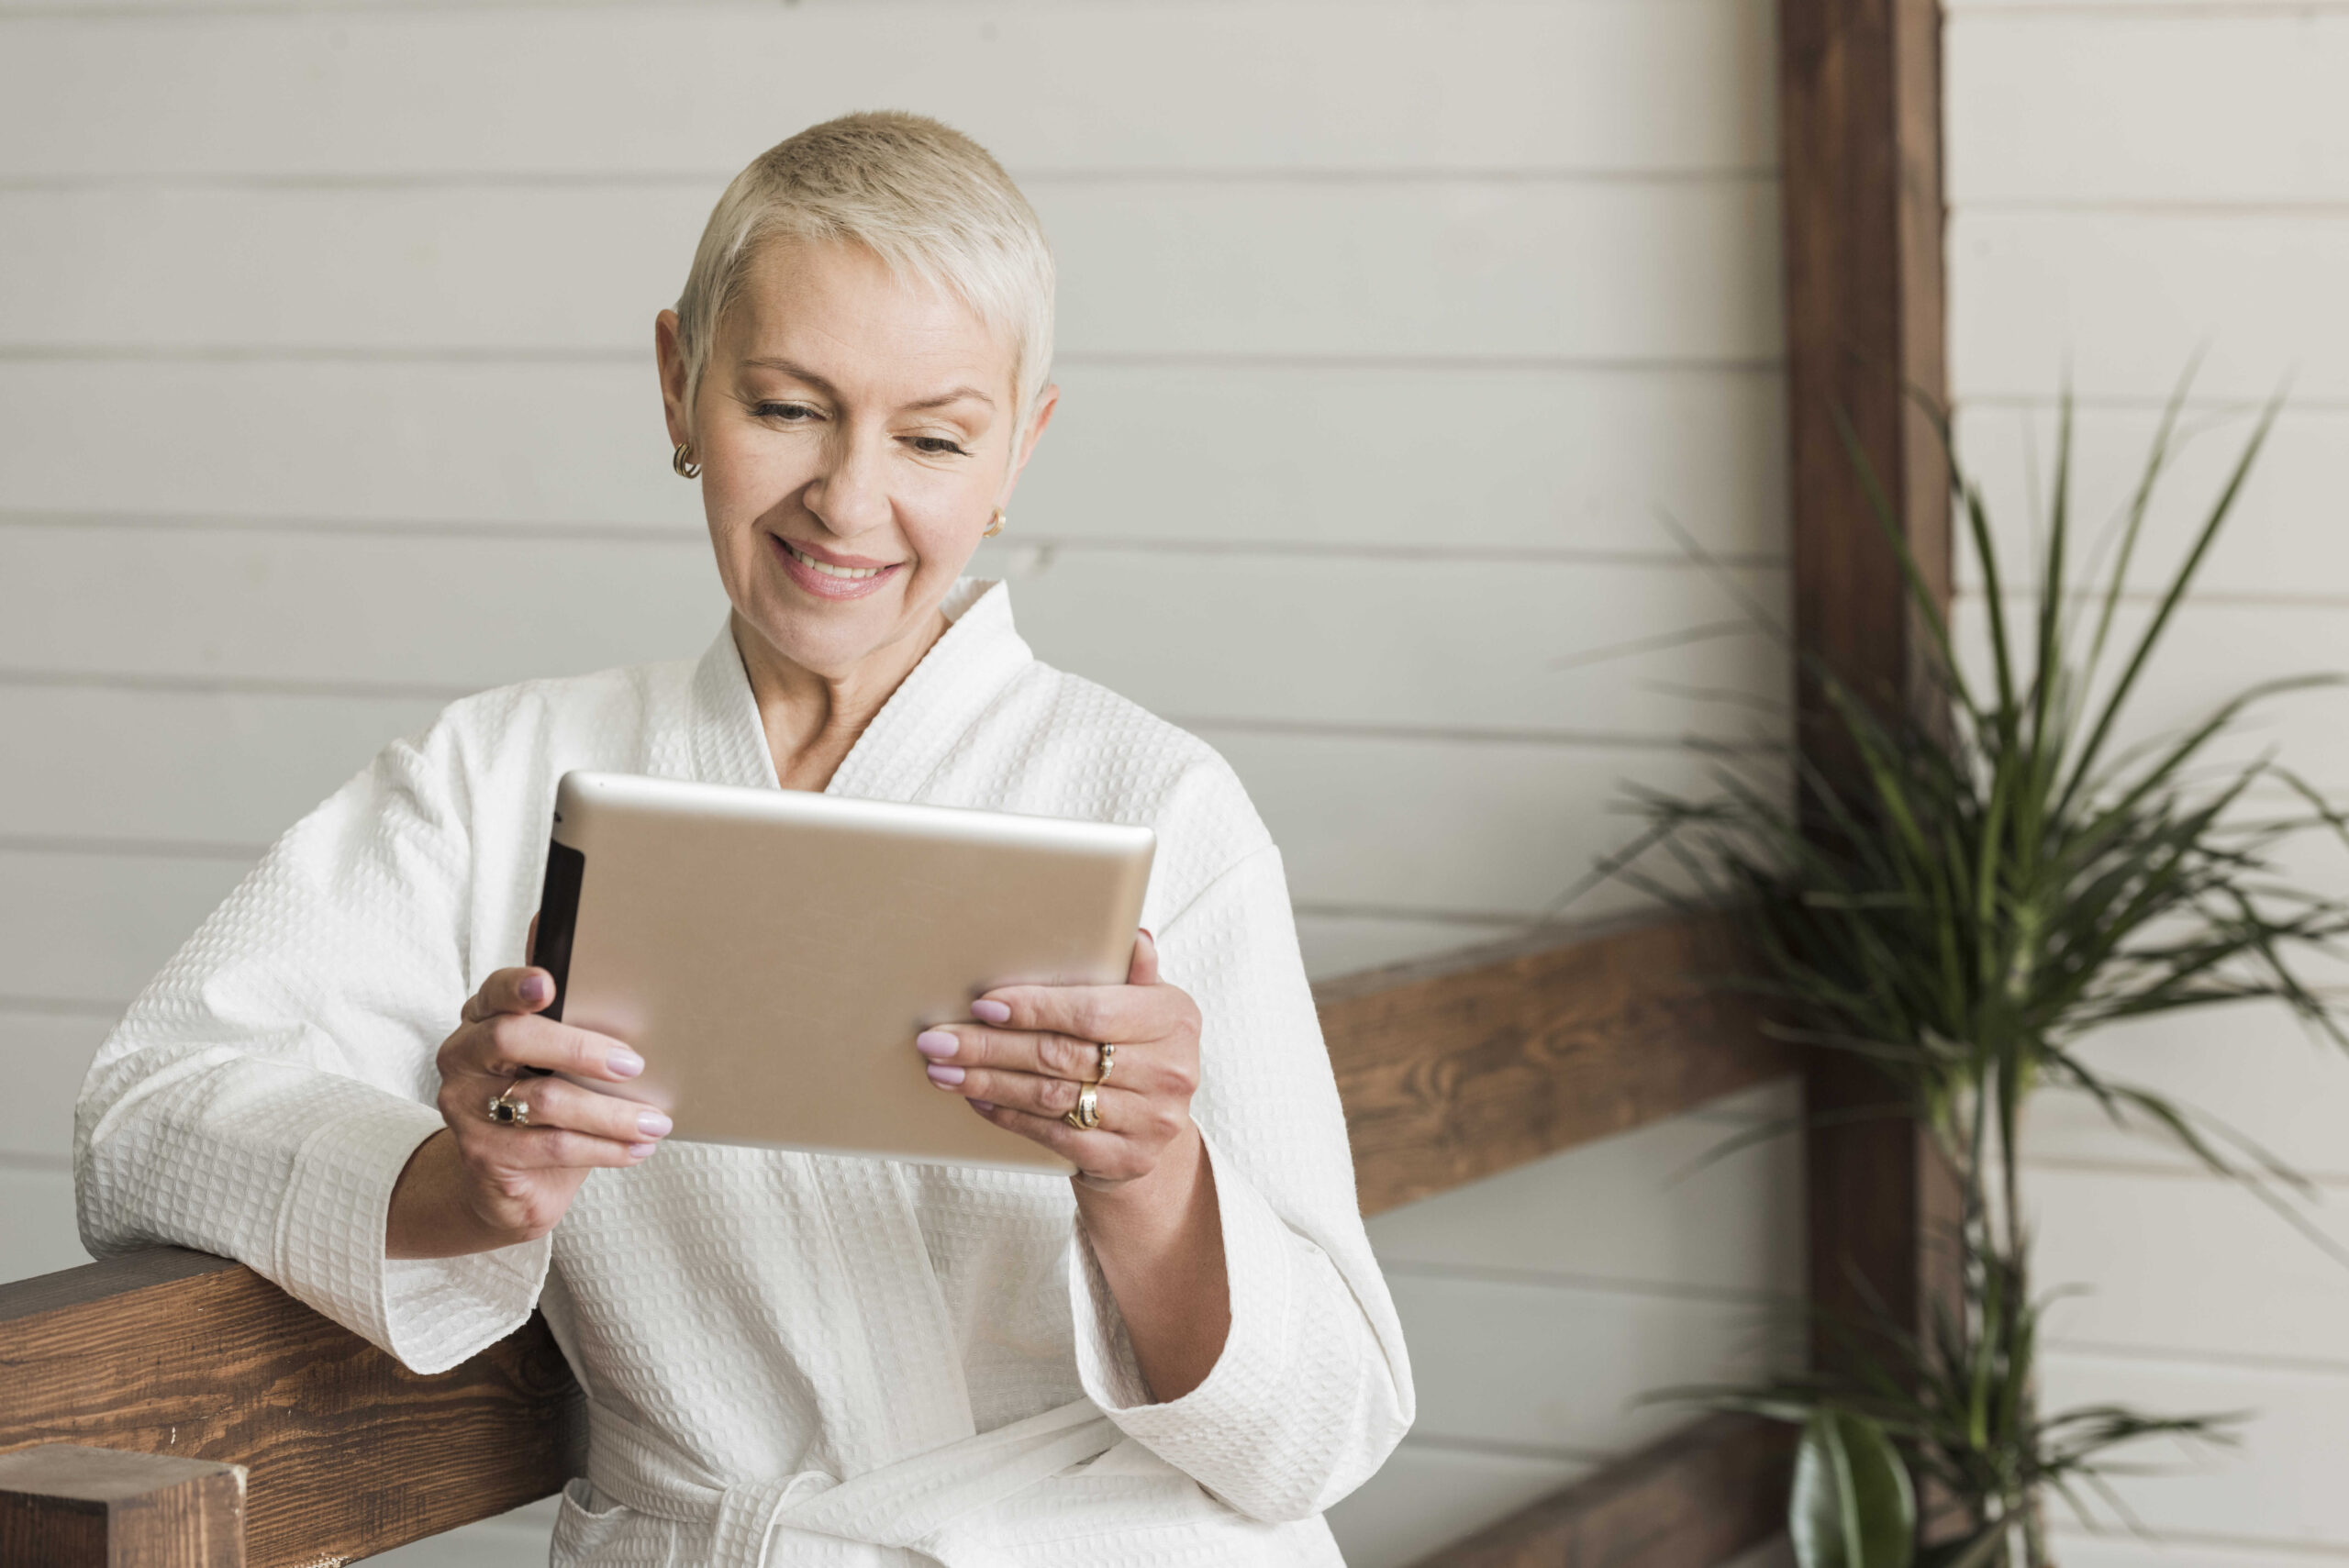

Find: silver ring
<box><xmin>1063</xmin><ymin>1081</ymin><xmax>1102</xmax><ymax>1131</ymax></box>
<box><xmin>486</xmin><ymin>1087</ymin><xmax>531</xmax><ymax>1126</ymax></box>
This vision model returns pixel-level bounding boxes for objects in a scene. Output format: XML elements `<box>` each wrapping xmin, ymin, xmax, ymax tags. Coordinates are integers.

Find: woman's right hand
<box><xmin>386</xmin><ymin>965</ymin><xmax>671</xmax><ymax>1259</ymax></box>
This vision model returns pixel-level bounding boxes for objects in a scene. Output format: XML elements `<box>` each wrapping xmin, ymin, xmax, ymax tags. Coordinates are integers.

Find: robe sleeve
<box><xmin>1065</xmin><ymin>842</ymin><xmax>1416</xmax><ymax>1521</ymax></box>
<box><xmin>72</xmin><ymin>718</ymin><xmax>552</xmax><ymax>1375</ymax></box>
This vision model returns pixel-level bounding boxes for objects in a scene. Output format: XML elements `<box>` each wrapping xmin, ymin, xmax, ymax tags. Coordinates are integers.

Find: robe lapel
<box><xmin>659</xmin><ymin>579</ymin><xmax>1041</xmax><ymax>1469</ymax></box>
<box><xmin>824</xmin><ymin>578</ymin><xmax>1034</xmax><ymax>806</ymax></box>
<box><xmin>668</xmin><ymin>577</ymin><xmax>1032</xmax><ymax>805</ymax></box>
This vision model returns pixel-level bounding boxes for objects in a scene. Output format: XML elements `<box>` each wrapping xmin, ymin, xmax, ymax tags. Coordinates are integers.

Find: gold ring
<box><xmin>1090</xmin><ymin>1041</ymin><xmax>1115</xmax><ymax>1087</ymax></box>
<box><xmin>1063</xmin><ymin>1081</ymin><xmax>1102</xmax><ymax>1131</ymax></box>
<box><xmin>486</xmin><ymin>1087</ymin><xmax>531</xmax><ymax>1126</ymax></box>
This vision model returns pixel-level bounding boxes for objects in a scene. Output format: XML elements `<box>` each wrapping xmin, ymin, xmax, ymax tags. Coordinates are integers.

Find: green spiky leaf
<box><xmin>1792</xmin><ymin>1409</ymin><xmax>1917</xmax><ymax>1568</ymax></box>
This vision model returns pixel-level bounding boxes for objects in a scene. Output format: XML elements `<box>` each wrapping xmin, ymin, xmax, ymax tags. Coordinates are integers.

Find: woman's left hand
<box><xmin>915</xmin><ymin>929</ymin><xmax>1200</xmax><ymax>1188</ymax></box>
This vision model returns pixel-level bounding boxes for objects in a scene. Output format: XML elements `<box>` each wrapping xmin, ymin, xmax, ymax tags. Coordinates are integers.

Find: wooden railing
<box><xmin>0</xmin><ymin>911</ymin><xmax>1798</xmax><ymax>1567</ymax></box>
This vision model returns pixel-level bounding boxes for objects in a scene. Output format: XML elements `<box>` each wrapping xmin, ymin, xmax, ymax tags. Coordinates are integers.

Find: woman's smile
<box><xmin>767</xmin><ymin>531</ymin><xmax>905</xmax><ymax>601</ymax></box>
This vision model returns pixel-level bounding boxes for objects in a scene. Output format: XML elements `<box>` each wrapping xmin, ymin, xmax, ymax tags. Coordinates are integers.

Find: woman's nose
<box><xmin>803</xmin><ymin>430</ymin><xmax>892</xmax><ymax>538</ymax></box>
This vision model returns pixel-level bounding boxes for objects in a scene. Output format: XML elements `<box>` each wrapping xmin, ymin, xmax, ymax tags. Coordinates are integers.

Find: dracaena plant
<box><xmin>1633</xmin><ymin>380</ymin><xmax>2349</xmax><ymax>1565</ymax></box>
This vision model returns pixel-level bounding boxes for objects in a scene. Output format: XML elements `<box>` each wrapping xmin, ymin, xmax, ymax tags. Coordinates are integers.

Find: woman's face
<box><xmin>657</xmin><ymin>238</ymin><xmax>1053</xmax><ymax>684</ymax></box>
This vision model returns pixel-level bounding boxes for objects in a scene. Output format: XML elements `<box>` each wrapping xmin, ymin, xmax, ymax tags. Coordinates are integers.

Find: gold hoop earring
<box><xmin>984</xmin><ymin>506</ymin><xmax>1006</xmax><ymax>539</ymax></box>
<box><xmin>672</xmin><ymin>441</ymin><xmax>701</xmax><ymax>480</ymax></box>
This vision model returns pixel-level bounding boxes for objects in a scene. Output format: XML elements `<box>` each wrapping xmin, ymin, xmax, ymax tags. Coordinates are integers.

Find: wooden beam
<box><xmin>1319</xmin><ymin>913</ymin><xmax>1796</xmax><ymax>1218</ymax></box>
<box><xmin>0</xmin><ymin>1446</ymin><xmax>246</xmax><ymax>1568</ymax></box>
<box><xmin>1777</xmin><ymin>0</ymin><xmax>1965</xmax><ymax>1358</ymax></box>
<box><xmin>0</xmin><ymin>1249</ymin><xmax>582</xmax><ymax>1568</ymax></box>
<box><xmin>1411</xmin><ymin>1416</ymin><xmax>1794</xmax><ymax>1568</ymax></box>
<box><xmin>1780</xmin><ymin>0</ymin><xmax>1951</xmax><ymax>740</ymax></box>
<box><xmin>0</xmin><ymin>914</ymin><xmax>1783</xmax><ymax>1562</ymax></box>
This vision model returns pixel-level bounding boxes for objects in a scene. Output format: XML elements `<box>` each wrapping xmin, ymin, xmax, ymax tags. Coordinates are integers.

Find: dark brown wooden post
<box><xmin>0</xmin><ymin>1445</ymin><xmax>245</xmax><ymax>1567</ymax></box>
<box><xmin>1776</xmin><ymin>0</ymin><xmax>1965</xmax><ymax>1359</ymax></box>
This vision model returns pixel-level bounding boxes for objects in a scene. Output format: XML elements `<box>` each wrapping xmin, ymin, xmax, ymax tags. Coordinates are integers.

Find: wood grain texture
<box><xmin>1777</xmin><ymin>0</ymin><xmax>1966</xmax><ymax>1361</ymax></box>
<box><xmin>0</xmin><ymin>1445</ymin><xmax>245</xmax><ymax>1568</ymax></box>
<box><xmin>0</xmin><ymin>1250</ymin><xmax>582</xmax><ymax>1568</ymax></box>
<box><xmin>1779</xmin><ymin>0</ymin><xmax>1950</xmax><ymax>736</ymax></box>
<box><xmin>1409</xmin><ymin>1414</ymin><xmax>1795</xmax><ymax>1568</ymax></box>
<box><xmin>1319</xmin><ymin>913</ymin><xmax>1795</xmax><ymax>1218</ymax></box>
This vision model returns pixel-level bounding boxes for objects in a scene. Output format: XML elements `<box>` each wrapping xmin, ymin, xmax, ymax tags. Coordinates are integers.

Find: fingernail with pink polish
<box><xmin>926</xmin><ymin>1062</ymin><xmax>966</xmax><ymax>1087</ymax></box>
<box><xmin>915</xmin><ymin>1029</ymin><xmax>959</xmax><ymax>1060</ymax></box>
<box><xmin>519</xmin><ymin>973</ymin><xmax>550</xmax><ymax>1005</ymax></box>
<box><xmin>607</xmin><ymin>1048</ymin><xmax>645</xmax><ymax>1078</ymax></box>
<box><xmin>970</xmin><ymin>1100</ymin><xmax>996</xmax><ymax>1113</ymax></box>
<box><xmin>636</xmin><ymin>1110</ymin><xmax>673</xmax><ymax>1138</ymax></box>
<box><xmin>627</xmin><ymin>1142</ymin><xmax>657</xmax><ymax>1159</ymax></box>
<box><xmin>971</xmin><ymin>998</ymin><xmax>1011</xmax><ymax>1025</ymax></box>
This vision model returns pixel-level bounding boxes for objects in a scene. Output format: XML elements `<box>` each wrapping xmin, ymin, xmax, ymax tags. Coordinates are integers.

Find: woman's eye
<box><xmin>909</xmin><ymin>436</ymin><xmax>971</xmax><ymax>457</ymax></box>
<box><xmin>756</xmin><ymin>402</ymin><xmax>818</xmax><ymax>423</ymax></box>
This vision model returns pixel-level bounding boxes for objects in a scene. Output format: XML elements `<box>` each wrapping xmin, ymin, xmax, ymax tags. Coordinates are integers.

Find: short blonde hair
<box><xmin>672</xmin><ymin>112</ymin><xmax>1056</xmax><ymax>441</ymax></box>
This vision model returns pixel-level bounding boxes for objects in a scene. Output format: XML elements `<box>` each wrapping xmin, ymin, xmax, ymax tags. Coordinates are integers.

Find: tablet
<box><xmin>527</xmin><ymin>771</ymin><xmax>1156</xmax><ymax>1173</ymax></box>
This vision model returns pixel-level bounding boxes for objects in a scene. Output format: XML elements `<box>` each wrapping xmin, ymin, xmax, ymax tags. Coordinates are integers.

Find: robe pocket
<box><xmin>550</xmin><ymin>1475</ymin><xmax>646</xmax><ymax>1563</ymax></box>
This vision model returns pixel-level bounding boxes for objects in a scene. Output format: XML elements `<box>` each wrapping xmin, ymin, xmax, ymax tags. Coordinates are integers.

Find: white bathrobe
<box><xmin>74</xmin><ymin>578</ymin><xmax>1414</xmax><ymax>1567</ymax></box>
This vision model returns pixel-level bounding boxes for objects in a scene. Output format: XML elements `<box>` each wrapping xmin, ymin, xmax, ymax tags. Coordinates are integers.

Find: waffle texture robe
<box><xmin>75</xmin><ymin>578</ymin><xmax>1415</xmax><ymax>1567</ymax></box>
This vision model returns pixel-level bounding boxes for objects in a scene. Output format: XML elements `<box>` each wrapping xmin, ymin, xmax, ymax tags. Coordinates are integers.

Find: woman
<box><xmin>74</xmin><ymin>112</ymin><xmax>1412</xmax><ymax>1566</ymax></box>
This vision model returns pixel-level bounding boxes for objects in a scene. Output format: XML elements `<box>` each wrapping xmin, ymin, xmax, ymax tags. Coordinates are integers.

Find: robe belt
<box><xmin>583</xmin><ymin>1396</ymin><xmax>1122</xmax><ymax>1567</ymax></box>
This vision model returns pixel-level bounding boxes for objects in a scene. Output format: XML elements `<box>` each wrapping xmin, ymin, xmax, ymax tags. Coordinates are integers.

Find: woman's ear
<box><xmin>1003</xmin><ymin>383</ymin><xmax>1062</xmax><ymax>501</ymax></box>
<box><xmin>653</xmin><ymin>308</ymin><xmax>694</xmax><ymax>448</ymax></box>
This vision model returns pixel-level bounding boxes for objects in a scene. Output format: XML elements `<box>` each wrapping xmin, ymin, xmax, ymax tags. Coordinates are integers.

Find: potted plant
<box><xmin>1636</xmin><ymin>385</ymin><xmax>2349</xmax><ymax>1566</ymax></box>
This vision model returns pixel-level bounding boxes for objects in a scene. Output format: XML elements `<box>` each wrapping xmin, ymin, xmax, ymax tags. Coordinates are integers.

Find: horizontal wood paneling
<box><xmin>363</xmin><ymin>1500</ymin><xmax>561</xmax><ymax>1568</ymax></box>
<box><xmin>1949</xmin><ymin>594</ymin><xmax>2349</xmax><ymax>789</ymax></box>
<box><xmin>2047</xmin><ymin>1534</ymin><xmax>2349</xmax><ymax>1568</ymax></box>
<box><xmin>1950</xmin><ymin>399</ymin><xmax>2343</xmax><ymax>600</ymax></box>
<box><xmin>1292</xmin><ymin>914</ymin><xmax>1530</xmax><ymax>985</ymax></box>
<box><xmin>1389</xmin><ymin>1269</ymin><xmax>1793</xmax><ymax>1455</ymax></box>
<box><xmin>0</xmin><ymin>2</ymin><xmax>1776</xmax><ymax>179</ymax></box>
<box><xmin>3</xmin><ymin>1010</ymin><xmax>106</xmax><ymax>1166</ymax></box>
<box><xmin>1325</xmin><ymin>1442</ymin><xmax>1590</xmax><ymax>1568</ymax></box>
<box><xmin>0</xmin><ymin>684</ymin><xmax>440</xmax><ymax>848</ymax></box>
<box><xmin>2039</xmin><ymin>1350</ymin><xmax>2349</xmax><ymax>1549</ymax></box>
<box><xmin>0</xmin><ymin>851</ymin><xmax>249</xmax><ymax>1007</ymax></box>
<box><xmin>1014</xmin><ymin>555</ymin><xmax>1787</xmax><ymax>740</ymax></box>
<box><xmin>1950</xmin><ymin>209</ymin><xmax>2349</xmax><ymax>402</ymax></box>
<box><xmin>0</xmin><ymin>1170</ymin><xmax>84</xmax><ymax>1288</ymax></box>
<box><xmin>2032</xmin><ymin>1163</ymin><xmax>2349</xmax><ymax>1368</ymax></box>
<box><xmin>0</xmin><ymin>527</ymin><xmax>1790</xmax><ymax>741</ymax></box>
<box><xmin>1947</xmin><ymin>0</ymin><xmax>2345</xmax><ymax>8</ymax></box>
<box><xmin>0</xmin><ymin>524</ymin><xmax>728</xmax><ymax>694</ymax></box>
<box><xmin>0</xmin><ymin>683</ymin><xmax>1764</xmax><ymax>926</ymax></box>
<box><xmin>1366</xmin><ymin>1078</ymin><xmax>1804</xmax><ymax>1296</ymax></box>
<box><xmin>1948</xmin><ymin>10</ymin><xmax>2349</xmax><ymax>206</ymax></box>
<box><xmin>0</xmin><ymin>181</ymin><xmax>1783</xmax><ymax>362</ymax></box>
<box><xmin>2023</xmin><ymin>1002</ymin><xmax>2349</xmax><ymax>1182</ymax></box>
<box><xmin>0</xmin><ymin>360</ymin><xmax>1790</xmax><ymax>559</ymax></box>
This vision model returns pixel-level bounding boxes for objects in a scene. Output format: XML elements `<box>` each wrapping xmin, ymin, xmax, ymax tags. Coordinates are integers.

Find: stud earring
<box><xmin>984</xmin><ymin>506</ymin><xmax>1006</xmax><ymax>539</ymax></box>
<box><xmin>672</xmin><ymin>441</ymin><xmax>700</xmax><ymax>479</ymax></box>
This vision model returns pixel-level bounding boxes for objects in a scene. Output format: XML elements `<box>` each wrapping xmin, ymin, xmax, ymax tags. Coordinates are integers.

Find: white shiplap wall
<box><xmin>0</xmin><ymin>4</ymin><xmax>1801</xmax><ymax>1563</ymax></box>
<box><xmin>1950</xmin><ymin>3</ymin><xmax>2349</xmax><ymax>1562</ymax></box>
